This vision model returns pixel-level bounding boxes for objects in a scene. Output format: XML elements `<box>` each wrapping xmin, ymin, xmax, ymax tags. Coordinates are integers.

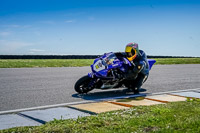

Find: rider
<box><xmin>115</xmin><ymin>42</ymin><xmax>149</xmax><ymax>94</ymax></box>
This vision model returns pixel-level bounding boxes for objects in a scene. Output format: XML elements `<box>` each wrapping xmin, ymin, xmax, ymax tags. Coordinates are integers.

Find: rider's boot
<box><xmin>133</xmin><ymin>87</ymin><xmax>139</xmax><ymax>94</ymax></box>
<box><xmin>132</xmin><ymin>73</ymin><xmax>146</xmax><ymax>94</ymax></box>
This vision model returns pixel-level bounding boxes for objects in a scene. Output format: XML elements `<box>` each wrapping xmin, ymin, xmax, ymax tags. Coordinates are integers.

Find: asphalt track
<box><xmin>0</xmin><ymin>64</ymin><xmax>200</xmax><ymax>111</ymax></box>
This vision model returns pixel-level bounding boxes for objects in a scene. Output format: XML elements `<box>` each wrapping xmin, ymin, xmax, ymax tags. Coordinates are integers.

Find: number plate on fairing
<box><xmin>93</xmin><ymin>60</ymin><xmax>105</xmax><ymax>72</ymax></box>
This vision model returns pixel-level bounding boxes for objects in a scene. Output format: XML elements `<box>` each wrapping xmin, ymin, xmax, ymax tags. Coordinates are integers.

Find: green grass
<box><xmin>0</xmin><ymin>58</ymin><xmax>199</xmax><ymax>68</ymax></box>
<box><xmin>1</xmin><ymin>99</ymin><xmax>200</xmax><ymax>133</ymax></box>
<box><xmin>153</xmin><ymin>58</ymin><xmax>200</xmax><ymax>65</ymax></box>
<box><xmin>0</xmin><ymin>59</ymin><xmax>94</xmax><ymax>68</ymax></box>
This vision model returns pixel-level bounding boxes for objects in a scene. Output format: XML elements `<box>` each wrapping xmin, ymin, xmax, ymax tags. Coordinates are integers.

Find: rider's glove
<box><xmin>135</xmin><ymin>61</ymin><xmax>144</xmax><ymax>73</ymax></box>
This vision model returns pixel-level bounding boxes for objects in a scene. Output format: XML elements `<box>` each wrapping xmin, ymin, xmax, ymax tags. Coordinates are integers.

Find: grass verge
<box><xmin>1</xmin><ymin>99</ymin><xmax>200</xmax><ymax>133</ymax></box>
<box><xmin>0</xmin><ymin>59</ymin><xmax>93</xmax><ymax>68</ymax></box>
<box><xmin>154</xmin><ymin>58</ymin><xmax>200</xmax><ymax>65</ymax></box>
<box><xmin>0</xmin><ymin>58</ymin><xmax>200</xmax><ymax>68</ymax></box>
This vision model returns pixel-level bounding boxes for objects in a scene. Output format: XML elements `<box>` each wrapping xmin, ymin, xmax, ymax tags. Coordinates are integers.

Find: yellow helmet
<box><xmin>125</xmin><ymin>42</ymin><xmax>139</xmax><ymax>61</ymax></box>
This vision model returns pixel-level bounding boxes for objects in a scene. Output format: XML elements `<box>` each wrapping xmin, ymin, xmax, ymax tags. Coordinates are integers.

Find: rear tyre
<box><xmin>74</xmin><ymin>75</ymin><xmax>94</xmax><ymax>94</ymax></box>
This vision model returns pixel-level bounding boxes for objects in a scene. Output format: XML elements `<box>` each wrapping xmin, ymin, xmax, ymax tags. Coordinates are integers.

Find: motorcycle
<box><xmin>74</xmin><ymin>52</ymin><xmax>156</xmax><ymax>94</ymax></box>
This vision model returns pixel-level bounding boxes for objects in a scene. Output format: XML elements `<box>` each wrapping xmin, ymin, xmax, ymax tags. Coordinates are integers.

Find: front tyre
<box><xmin>74</xmin><ymin>75</ymin><xmax>94</xmax><ymax>94</ymax></box>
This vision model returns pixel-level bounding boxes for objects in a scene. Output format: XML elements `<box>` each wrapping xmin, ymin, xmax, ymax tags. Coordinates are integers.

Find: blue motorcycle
<box><xmin>74</xmin><ymin>52</ymin><xmax>156</xmax><ymax>94</ymax></box>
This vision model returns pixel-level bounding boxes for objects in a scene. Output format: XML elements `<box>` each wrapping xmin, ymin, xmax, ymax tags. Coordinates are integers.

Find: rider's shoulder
<box><xmin>139</xmin><ymin>50</ymin><xmax>145</xmax><ymax>55</ymax></box>
<box><xmin>139</xmin><ymin>50</ymin><xmax>147</xmax><ymax>57</ymax></box>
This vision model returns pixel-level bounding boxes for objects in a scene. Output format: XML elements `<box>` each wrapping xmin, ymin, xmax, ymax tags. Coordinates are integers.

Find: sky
<box><xmin>0</xmin><ymin>0</ymin><xmax>200</xmax><ymax>57</ymax></box>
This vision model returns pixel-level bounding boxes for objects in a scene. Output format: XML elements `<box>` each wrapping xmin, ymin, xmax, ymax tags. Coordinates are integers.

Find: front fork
<box><xmin>88</xmin><ymin>72</ymin><xmax>94</xmax><ymax>78</ymax></box>
<box><xmin>87</xmin><ymin>72</ymin><xmax>98</xmax><ymax>89</ymax></box>
<box><xmin>88</xmin><ymin>72</ymin><xmax>103</xmax><ymax>89</ymax></box>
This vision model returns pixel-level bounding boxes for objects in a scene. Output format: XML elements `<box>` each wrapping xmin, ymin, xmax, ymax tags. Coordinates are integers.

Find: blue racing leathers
<box><xmin>115</xmin><ymin>50</ymin><xmax>149</xmax><ymax>93</ymax></box>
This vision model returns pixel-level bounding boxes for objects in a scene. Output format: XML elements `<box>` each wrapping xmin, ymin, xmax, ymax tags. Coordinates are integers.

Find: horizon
<box><xmin>0</xmin><ymin>0</ymin><xmax>200</xmax><ymax>57</ymax></box>
<box><xmin>0</xmin><ymin>54</ymin><xmax>199</xmax><ymax>58</ymax></box>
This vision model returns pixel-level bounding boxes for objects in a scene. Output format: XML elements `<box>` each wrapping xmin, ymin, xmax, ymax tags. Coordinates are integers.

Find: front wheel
<box><xmin>74</xmin><ymin>75</ymin><xmax>94</xmax><ymax>94</ymax></box>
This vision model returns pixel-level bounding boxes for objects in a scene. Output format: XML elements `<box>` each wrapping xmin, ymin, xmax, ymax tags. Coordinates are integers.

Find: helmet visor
<box><xmin>126</xmin><ymin>49</ymin><xmax>137</xmax><ymax>61</ymax></box>
<box><xmin>126</xmin><ymin>49</ymin><xmax>136</xmax><ymax>57</ymax></box>
<box><xmin>126</xmin><ymin>52</ymin><xmax>132</xmax><ymax>57</ymax></box>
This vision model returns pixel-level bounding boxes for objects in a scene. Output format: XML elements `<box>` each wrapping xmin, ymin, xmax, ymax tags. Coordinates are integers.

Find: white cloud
<box><xmin>0</xmin><ymin>32</ymin><xmax>11</xmax><ymax>36</ymax></box>
<box><xmin>6</xmin><ymin>24</ymin><xmax>20</xmax><ymax>28</ymax></box>
<box><xmin>29</xmin><ymin>49</ymin><xmax>45</xmax><ymax>52</ymax></box>
<box><xmin>1</xmin><ymin>24</ymin><xmax>31</xmax><ymax>28</ymax></box>
<box><xmin>0</xmin><ymin>40</ymin><xmax>34</xmax><ymax>54</ymax></box>
<box><xmin>65</xmin><ymin>20</ymin><xmax>76</xmax><ymax>23</ymax></box>
<box><xmin>88</xmin><ymin>17</ymin><xmax>95</xmax><ymax>21</ymax></box>
<box><xmin>64</xmin><ymin>12</ymin><xmax>86</xmax><ymax>17</ymax></box>
<box><xmin>28</xmin><ymin>49</ymin><xmax>58</xmax><ymax>55</ymax></box>
<box><xmin>33</xmin><ymin>31</ymin><xmax>42</xmax><ymax>36</ymax></box>
<box><xmin>39</xmin><ymin>20</ymin><xmax>55</xmax><ymax>24</ymax></box>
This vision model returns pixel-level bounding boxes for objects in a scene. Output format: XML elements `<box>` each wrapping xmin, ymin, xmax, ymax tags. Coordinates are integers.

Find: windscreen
<box><xmin>102</xmin><ymin>53</ymin><xmax>118</xmax><ymax>66</ymax></box>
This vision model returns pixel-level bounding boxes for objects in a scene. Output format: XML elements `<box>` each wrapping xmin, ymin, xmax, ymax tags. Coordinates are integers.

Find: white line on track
<box><xmin>0</xmin><ymin>88</ymin><xmax>199</xmax><ymax>115</ymax></box>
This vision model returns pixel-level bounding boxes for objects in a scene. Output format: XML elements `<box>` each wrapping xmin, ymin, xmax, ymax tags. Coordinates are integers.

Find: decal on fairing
<box><xmin>93</xmin><ymin>60</ymin><xmax>105</xmax><ymax>72</ymax></box>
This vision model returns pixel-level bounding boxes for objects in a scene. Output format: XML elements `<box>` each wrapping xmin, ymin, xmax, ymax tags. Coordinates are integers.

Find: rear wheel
<box><xmin>74</xmin><ymin>75</ymin><xmax>94</xmax><ymax>94</ymax></box>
